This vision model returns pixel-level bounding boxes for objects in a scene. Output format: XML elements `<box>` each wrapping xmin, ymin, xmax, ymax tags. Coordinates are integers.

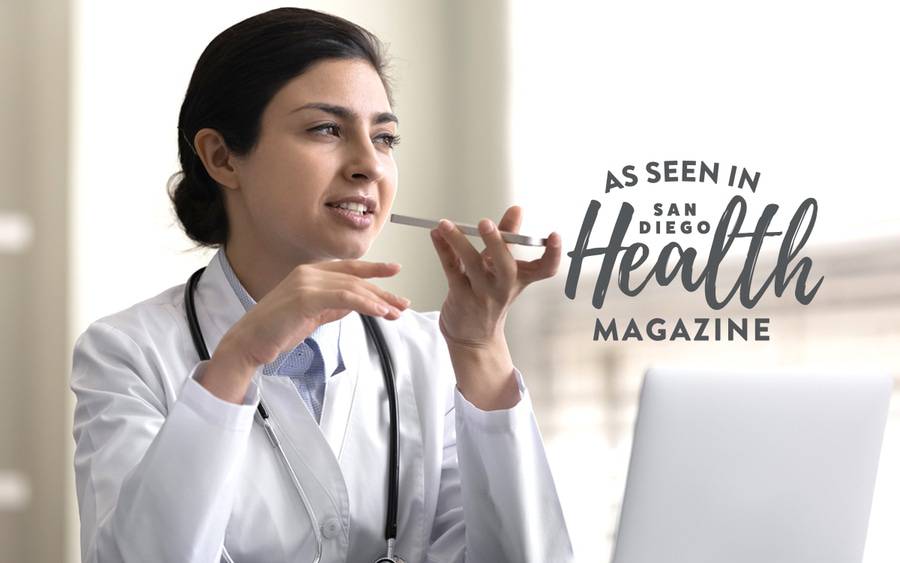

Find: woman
<box><xmin>71</xmin><ymin>7</ymin><xmax>573</xmax><ymax>563</ymax></box>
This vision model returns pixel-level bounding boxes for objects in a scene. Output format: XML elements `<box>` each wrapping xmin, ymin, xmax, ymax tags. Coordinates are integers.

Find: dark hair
<box><xmin>169</xmin><ymin>7</ymin><xmax>393</xmax><ymax>247</ymax></box>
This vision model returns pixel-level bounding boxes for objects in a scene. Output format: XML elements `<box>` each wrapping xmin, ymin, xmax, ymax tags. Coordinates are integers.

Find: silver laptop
<box><xmin>611</xmin><ymin>368</ymin><xmax>892</xmax><ymax>563</ymax></box>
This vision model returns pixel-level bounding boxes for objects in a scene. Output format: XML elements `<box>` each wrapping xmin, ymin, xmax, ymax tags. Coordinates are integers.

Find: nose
<box><xmin>342</xmin><ymin>133</ymin><xmax>385</xmax><ymax>184</ymax></box>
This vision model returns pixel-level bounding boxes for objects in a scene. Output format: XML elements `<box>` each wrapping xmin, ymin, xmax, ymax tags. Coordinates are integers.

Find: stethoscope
<box><xmin>185</xmin><ymin>267</ymin><xmax>402</xmax><ymax>563</ymax></box>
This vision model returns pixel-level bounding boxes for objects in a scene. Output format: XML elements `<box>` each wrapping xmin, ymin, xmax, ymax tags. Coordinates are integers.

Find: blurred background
<box><xmin>1</xmin><ymin>0</ymin><xmax>898</xmax><ymax>561</ymax></box>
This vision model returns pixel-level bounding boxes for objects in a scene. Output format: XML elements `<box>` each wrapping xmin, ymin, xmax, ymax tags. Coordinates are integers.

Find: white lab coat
<box><xmin>70</xmin><ymin>253</ymin><xmax>573</xmax><ymax>563</ymax></box>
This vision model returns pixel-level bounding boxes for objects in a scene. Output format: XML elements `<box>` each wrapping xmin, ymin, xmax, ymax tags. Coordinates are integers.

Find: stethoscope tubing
<box><xmin>360</xmin><ymin>313</ymin><xmax>400</xmax><ymax>542</ymax></box>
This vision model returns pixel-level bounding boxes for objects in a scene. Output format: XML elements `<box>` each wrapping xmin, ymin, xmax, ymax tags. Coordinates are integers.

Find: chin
<box><xmin>331</xmin><ymin>239</ymin><xmax>372</xmax><ymax>261</ymax></box>
<box><xmin>314</xmin><ymin>225</ymin><xmax>381</xmax><ymax>261</ymax></box>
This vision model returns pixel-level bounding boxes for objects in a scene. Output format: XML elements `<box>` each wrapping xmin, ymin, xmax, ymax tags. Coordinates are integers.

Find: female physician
<box><xmin>70</xmin><ymin>7</ymin><xmax>573</xmax><ymax>563</ymax></box>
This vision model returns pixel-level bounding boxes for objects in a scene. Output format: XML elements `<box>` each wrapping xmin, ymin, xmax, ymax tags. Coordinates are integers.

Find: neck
<box><xmin>221</xmin><ymin>198</ymin><xmax>333</xmax><ymax>301</ymax></box>
<box><xmin>224</xmin><ymin>232</ymin><xmax>320</xmax><ymax>302</ymax></box>
<box><xmin>223</xmin><ymin>245</ymin><xmax>280</xmax><ymax>303</ymax></box>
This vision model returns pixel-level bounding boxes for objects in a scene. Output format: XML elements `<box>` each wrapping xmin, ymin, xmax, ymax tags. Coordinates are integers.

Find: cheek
<box><xmin>382</xmin><ymin>182</ymin><xmax>397</xmax><ymax>204</ymax></box>
<box><xmin>264</xmin><ymin>155</ymin><xmax>331</xmax><ymax>207</ymax></box>
<box><xmin>245</xmin><ymin>176</ymin><xmax>320</xmax><ymax>230</ymax></box>
<box><xmin>382</xmin><ymin>162</ymin><xmax>399</xmax><ymax>201</ymax></box>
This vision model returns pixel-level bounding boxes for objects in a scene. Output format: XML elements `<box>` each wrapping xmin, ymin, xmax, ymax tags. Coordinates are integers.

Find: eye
<box><xmin>374</xmin><ymin>133</ymin><xmax>401</xmax><ymax>149</ymax></box>
<box><xmin>309</xmin><ymin>123</ymin><xmax>341</xmax><ymax>137</ymax></box>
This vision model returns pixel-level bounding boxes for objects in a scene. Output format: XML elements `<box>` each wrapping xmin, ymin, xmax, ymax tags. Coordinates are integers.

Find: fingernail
<box><xmin>479</xmin><ymin>219</ymin><xmax>495</xmax><ymax>235</ymax></box>
<box><xmin>377</xmin><ymin>304</ymin><xmax>389</xmax><ymax>314</ymax></box>
<box><xmin>549</xmin><ymin>232</ymin><xmax>561</xmax><ymax>247</ymax></box>
<box><xmin>430</xmin><ymin>229</ymin><xmax>440</xmax><ymax>240</ymax></box>
<box><xmin>438</xmin><ymin>219</ymin><xmax>454</xmax><ymax>233</ymax></box>
<box><xmin>384</xmin><ymin>262</ymin><xmax>401</xmax><ymax>268</ymax></box>
<box><xmin>401</xmin><ymin>297</ymin><xmax>412</xmax><ymax>307</ymax></box>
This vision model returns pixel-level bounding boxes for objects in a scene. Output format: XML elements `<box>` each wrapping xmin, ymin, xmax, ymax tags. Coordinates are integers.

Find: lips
<box><xmin>324</xmin><ymin>194</ymin><xmax>377</xmax><ymax>214</ymax></box>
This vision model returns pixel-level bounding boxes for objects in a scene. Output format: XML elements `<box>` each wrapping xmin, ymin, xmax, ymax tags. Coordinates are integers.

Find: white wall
<box><xmin>510</xmin><ymin>0</ymin><xmax>900</xmax><ymax>249</ymax></box>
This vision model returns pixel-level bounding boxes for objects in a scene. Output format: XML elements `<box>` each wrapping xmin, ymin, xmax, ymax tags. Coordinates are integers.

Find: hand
<box><xmin>429</xmin><ymin>205</ymin><xmax>561</xmax><ymax>409</ymax></box>
<box><xmin>218</xmin><ymin>260</ymin><xmax>411</xmax><ymax>372</ymax></box>
<box><xmin>430</xmin><ymin>205</ymin><xmax>561</xmax><ymax>346</ymax></box>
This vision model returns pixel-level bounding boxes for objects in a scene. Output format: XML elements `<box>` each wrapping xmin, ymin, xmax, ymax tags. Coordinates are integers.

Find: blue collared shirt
<box><xmin>216</xmin><ymin>249</ymin><xmax>344</xmax><ymax>420</ymax></box>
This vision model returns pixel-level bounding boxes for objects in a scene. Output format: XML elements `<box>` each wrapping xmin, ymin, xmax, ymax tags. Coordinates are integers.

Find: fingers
<box><xmin>517</xmin><ymin>231</ymin><xmax>563</xmax><ymax>283</ymax></box>
<box><xmin>316</xmin><ymin>288</ymin><xmax>402</xmax><ymax>319</ymax></box>
<box><xmin>496</xmin><ymin>205</ymin><xmax>523</xmax><ymax>234</ymax></box>
<box><xmin>430</xmin><ymin>228</ymin><xmax>470</xmax><ymax>292</ymax></box>
<box><xmin>317</xmin><ymin>289</ymin><xmax>394</xmax><ymax>318</ymax></box>
<box><xmin>310</xmin><ymin>261</ymin><xmax>410</xmax><ymax>319</ymax></box>
<box><xmin>328</xmin><ymin>273</ymin><xmax>410</xmax><ymax>313</ymax></box>
<box><xmin>435</xmin><ymin>209</ymin><xmax>537</xmax><ymax>291</ymax></box>
<box><xmin>477</xmin><ymin>218</ymin><xmax>516</xmax><ymax>285</ymax></box>
<box><xmin>481</xmin><ymin>205</ymin><xmax>522</xmax><ymax>272</ymax></box>
<box><xmin>316</xmin><ymin>259</ymin><xmax>402</xmax><ymax>278</ymax></box>
<box><xmin>480</xmin><ymin>205</ymin><xmax>520</xmax><ymax>272</ymax></box>
<box><xmin>435</xmin><ymin>206</ymin><xmax>523</xmax><ymax>289</ymax></box>
<box><xmin>436</xmin><ymin>219</ymin><xmax>490</xmax><ymax>288</ymax></box>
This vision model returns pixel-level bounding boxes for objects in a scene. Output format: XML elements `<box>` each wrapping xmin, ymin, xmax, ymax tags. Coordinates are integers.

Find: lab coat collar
<box><xmin>192</xmin><ymin>251</ymin><xmax>247</xmax><ymax>361</ymax></box>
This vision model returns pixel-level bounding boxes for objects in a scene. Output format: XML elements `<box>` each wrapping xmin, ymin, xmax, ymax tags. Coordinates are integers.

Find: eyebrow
<box><xmin>289</xmin><ymin>102</ymin><xmax>399</xmax><ymax>125</ymax></box>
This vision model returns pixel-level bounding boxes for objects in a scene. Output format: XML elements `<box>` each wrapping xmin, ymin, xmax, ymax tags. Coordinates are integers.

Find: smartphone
<box><xmin>390</xmin><ymin>213</ymin><xmax>547</xmax><ymax>246</ymax></box>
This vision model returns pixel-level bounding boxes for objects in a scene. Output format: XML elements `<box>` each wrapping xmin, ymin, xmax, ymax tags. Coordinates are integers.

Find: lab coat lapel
<box><xmin>320</xmin><ymin>314</ymin><xmax>363</xmax><ymax>459</ymax></box>
<box><xmin>247</xmin><ymin>331</ymin><xmax>357</xmax><ymax>558</ymax></box>
<box><xmin>256</xmin><ymin>375</ymin><xmax>351</xmax><ymax>513</ymax></box>
<box><xmin>339</xmin><ymin>314</ymin><xmax>427</xmax><ymax>562</ymax></box>
<box><xmin>251</xmin><ymin>313</ymin><xmax>362</xmax><ymax>491</ymax></box>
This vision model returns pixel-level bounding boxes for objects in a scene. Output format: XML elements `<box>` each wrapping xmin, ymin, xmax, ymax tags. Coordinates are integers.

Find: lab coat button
<box><xmin>321</xmin><ymin>517</ymin><xmax>341</xmax><ymax>539</ymax></box>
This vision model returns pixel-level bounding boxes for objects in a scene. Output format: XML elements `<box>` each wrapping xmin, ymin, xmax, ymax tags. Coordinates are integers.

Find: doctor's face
<box><xmin>228</xmin><ymin>58</ymin><xmax>398</xmax><ymax>263</ymax></box>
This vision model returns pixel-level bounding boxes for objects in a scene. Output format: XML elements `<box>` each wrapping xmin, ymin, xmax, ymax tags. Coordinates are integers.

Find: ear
<box><xmin>194</xmin><ymin>127</ymin><xmax>241</xmax><ymax>191</ymax></box>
